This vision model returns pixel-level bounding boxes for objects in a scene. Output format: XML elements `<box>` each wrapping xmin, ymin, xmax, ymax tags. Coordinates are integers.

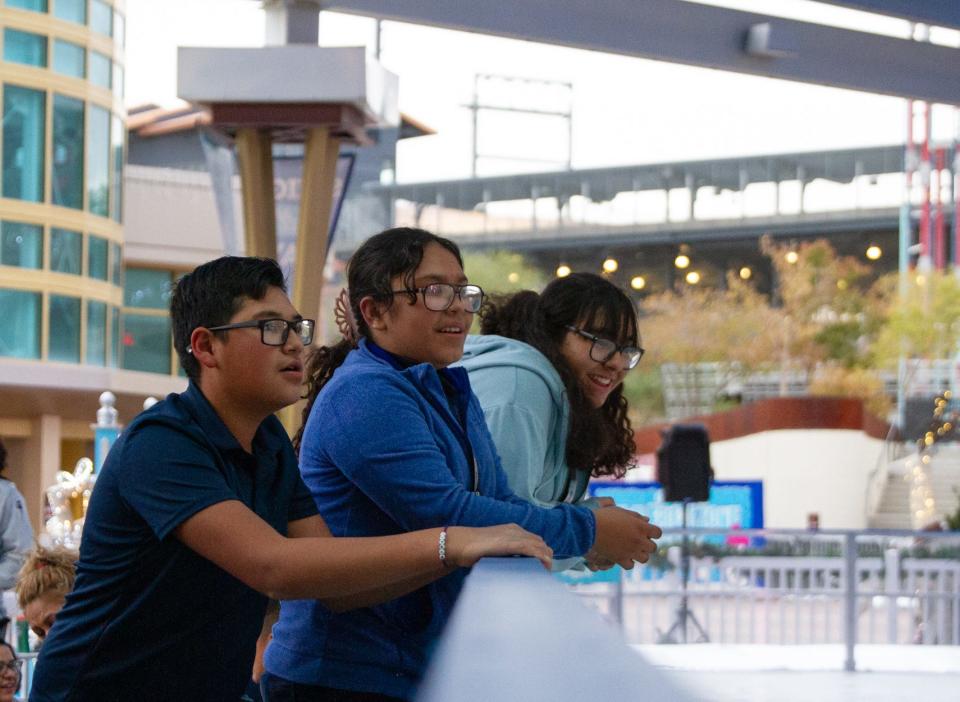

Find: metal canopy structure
<box><xmin>826</xmin><ymin>1</ymin><xmax>960</xmax><ymax>28</ymax></box>
<box><xmin>364</xmin><ymin>144</ymin><xmax>906</xmax><ymax>211</ymax></box>
<box><xmin>321</xmin><ymin>0</ymin><xmax>960</xmax><ymax>104</ymax></box>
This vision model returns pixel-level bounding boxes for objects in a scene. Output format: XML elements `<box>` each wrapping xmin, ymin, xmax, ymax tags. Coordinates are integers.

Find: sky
<box><xmin>123</xmin><ymin>0</ymin><xmax>960</xmax><ymax>183</ymax></box>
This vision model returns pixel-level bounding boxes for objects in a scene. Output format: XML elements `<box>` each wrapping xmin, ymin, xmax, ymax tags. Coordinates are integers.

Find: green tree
<box><xmin>761</xmin><ymin>236</ymin><xmax>886</xmax><ymax>370</ymax></box>
<box><xmin>873</xmin><ymin>270</ymin><xmax>960</xmax><ymax>365</ymax></box>
<box><xmin>461</xmin><ymin>250</ymin><xmax>547</xmax><ymax>297</ymax></box>
<box><xmin>639</xmin><ymin>273</ymin><xmax>784</xmax><ymax>417</ymax></box>
<box><xmin>637</xmin><ymin>238</ymin><xmax>895</xmax><ymax>420</ymax></box>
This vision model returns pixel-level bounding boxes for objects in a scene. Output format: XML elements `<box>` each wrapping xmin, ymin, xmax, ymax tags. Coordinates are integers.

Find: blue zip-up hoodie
<box><xmin>264</xmin><ymin>340</ymin><xmax>596</xmax><ymax>699</ymax></box>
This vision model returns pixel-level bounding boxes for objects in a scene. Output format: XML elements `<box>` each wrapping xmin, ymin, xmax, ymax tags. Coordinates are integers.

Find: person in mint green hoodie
<box><xmin>459</xmin><ymin>273</ymin><xmax>646</xmax><ymax>569</ymax></box>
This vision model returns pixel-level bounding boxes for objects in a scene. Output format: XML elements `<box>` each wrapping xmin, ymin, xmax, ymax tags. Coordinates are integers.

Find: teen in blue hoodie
<box><xmin>460</xmin><ymin>274</ymin><xmax>646</xmax><ymax>570</ymax></box>
<box><xmin>262</xmin><ymin>229</ymin><xmax>661</xmax><ymax>702</ymax></box>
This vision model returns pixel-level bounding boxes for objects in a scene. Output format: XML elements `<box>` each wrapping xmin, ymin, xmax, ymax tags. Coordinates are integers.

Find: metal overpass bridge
<box><xmin>336</xmin><ymin>143</ymin><xmax>939</xmax><ymax>293</ymax></box>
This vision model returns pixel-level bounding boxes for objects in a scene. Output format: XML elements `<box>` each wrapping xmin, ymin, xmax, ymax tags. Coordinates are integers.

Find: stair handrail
<box><xmin>865</xmin><ymin>422</ymin><xmax>903</xmax><ymax>522</ymax></box>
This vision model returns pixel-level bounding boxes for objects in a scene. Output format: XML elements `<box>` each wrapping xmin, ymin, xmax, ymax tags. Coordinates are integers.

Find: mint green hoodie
<box><xmin>459</xmin><ymin>335</ymin><xmax>600</xmax><ymax>570</ymax></box>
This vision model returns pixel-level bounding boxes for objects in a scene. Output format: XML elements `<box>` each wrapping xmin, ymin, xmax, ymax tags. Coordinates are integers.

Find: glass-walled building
<box><xmin>1</xmin><ymin>0</ymin><xmax>124</xmax><ymax>366</ymax></box>
<box><xmin>0</xmin><ymin>1</ymin><xmax>181</xmax><ymax>530</ymax></box>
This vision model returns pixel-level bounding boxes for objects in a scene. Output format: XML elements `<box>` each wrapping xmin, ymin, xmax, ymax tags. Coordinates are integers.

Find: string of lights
<box><xmin>906</xmin><ymin>391</ymin><xmax>956</xmax><ymax>529</ymax></box>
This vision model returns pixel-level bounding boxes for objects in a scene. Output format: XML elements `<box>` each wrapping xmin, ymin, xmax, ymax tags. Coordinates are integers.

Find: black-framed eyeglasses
<box><xmin>392</xmin><ymin>283</ymin><xmax>485</xmax><ymax>313</ymax></box>
<box><xmin>0</xmin><ymin>659</ymin><xmax>23</xmax><ymax>675</ymax></box>
<box><xmin>206</xmin><ymin>318</ymin><xmax>316</xmax><ymax>346</ymax></box>
<box><xmin>564</xmin><ymin>325</ymin><xmax>644</xmax><ymax>369</ymax></box>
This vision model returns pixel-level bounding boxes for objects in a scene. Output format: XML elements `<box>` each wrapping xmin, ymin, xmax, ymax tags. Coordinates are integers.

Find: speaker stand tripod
<box><xmin>658</xmin><ymin>498</ymin><xmax>710</xmax><ymax>644</ymax></box>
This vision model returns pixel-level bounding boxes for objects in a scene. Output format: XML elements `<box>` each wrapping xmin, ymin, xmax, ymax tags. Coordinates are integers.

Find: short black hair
<box><xmin>0</xmin><ymin>437</ymin><xmax>6</xmax><ymax>473</ymax></box>
<box><xmin>170</xmin><ymin>256</ymin><xmax>286</xmax><ymax>379</ymax></box>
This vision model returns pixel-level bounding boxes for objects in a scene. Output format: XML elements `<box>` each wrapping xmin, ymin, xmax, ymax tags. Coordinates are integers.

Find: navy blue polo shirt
<box><xmin>30</xmin><ymin>383</ymin><xmax>317</xmax><ymax>702</ymax></box>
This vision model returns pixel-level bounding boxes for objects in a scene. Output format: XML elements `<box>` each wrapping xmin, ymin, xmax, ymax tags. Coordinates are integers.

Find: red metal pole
<box><xmin>954</xmin><ymin>142</ymin><xmax>960</xmax><ymax>269</ymax></box>
<box><xmin>920</xmin><ymin>103</ymin><xmax>931</xmax><ymax>263</ymax></box>
<box><xmin>935</xmin><ymin>148</ymin><xmax>945</xmax><ymax>270</ymax></box>
<box><xmin>906</xmin><ymin>100</ymin><xmax>915</xmax><ymax>268</ymax></box>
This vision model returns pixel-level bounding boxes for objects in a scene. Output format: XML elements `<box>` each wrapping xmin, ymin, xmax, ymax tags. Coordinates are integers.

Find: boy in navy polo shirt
<box><xmin>29</xmin><ymin>256</ymin><xmax>550</xmax><ymax>702</ymax></box>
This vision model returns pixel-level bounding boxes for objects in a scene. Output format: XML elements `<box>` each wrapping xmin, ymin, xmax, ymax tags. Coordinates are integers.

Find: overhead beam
<box><xmin>321</xmin><ymin>0</ymin><xmax>960</xmax><ymax>104</ymax></box>
<box><xmin>825</xmin><ymin>1</ymin><xmax>960</xmax><ymax>29</ymax></box>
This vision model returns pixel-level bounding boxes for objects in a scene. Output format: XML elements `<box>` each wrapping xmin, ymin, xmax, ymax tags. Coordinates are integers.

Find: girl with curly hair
<box><xmin>459</xmin><ymin>273</ymin><xmax>645</xmax><ymax>569</ymax></box>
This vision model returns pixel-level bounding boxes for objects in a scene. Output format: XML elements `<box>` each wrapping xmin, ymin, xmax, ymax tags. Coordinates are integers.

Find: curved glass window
<box><xmin>1</xmin><ymin>220</ymin><xmax>42</xmax><ymax>269</ymax></box>
<box><xmin>54</xmin><ymin>0</ymin><xmax>86</xmax><ymax>24</ymax></box>
<box><xmin>90</xmin><ymin>51</ymin><xmax>111</xmax><ymax>89</ymax></box>
<box><xmin>124</xmin><ymin>268</ymin><xmax>172</xmax><ymax>309</ymax></box>
<box><xmin>49</xmin><ymin>294</ymin><xmax>81</xmax><ymax>363</ymax></box>
<box><xmin>87</xmin><ymin>105</ymin><xmax>109</xmax><ymax>216</ymax></box>
<box><xmin>110</xmin><ymin>305</ymin><xmax>119</xmax><ymax>367</ymax></box>
<box><xmin>52</xmin><ymin>94</ymin><xmax>84</xmax><ymax>209</ymax></box>
<box><xmin>0</xmin><ymin>289</ymin><xmax>40</xmax><ymax>359</ymax></box>
<box><xmin>91</xmin><ymin>0</ymin><xmax>112</xmax><ymax>36</ymax></box>
<box><xmin>3</xmin><ymin>29</ymin><xmax>47</xmax><ymax>67</ymax></box>
<box><xmin>53</xmin><ymin>39</ymin><xmax>85</xmax><ymax>78</ymax></box>
<box><xmin>5</xmin><ymin>0</ymin><xmax>48</xmax><ymax>12</ymax></box>
<box><xmin>86</xmin><ymin>299</ymin><xmax>107</xmax><ymax>366</ymax></box>
<box><xmin>114</xmin><ymin>11</ymin><xmax>125</xmax><ymax>47</ymax></box>
<box><xmin>110</xmin><ymin>241</ymin><xmax>121</xmax><ymax>285</ymax></box>
<box><xmin>110</xmin><ymin>114</ymin><xmax>123</xmax><ymax>221</ymax></box>
<box><xmin>112</xmin><ymin>63</ymin><xmax>124</xmax><ymax>98</ymax></box>
<box><xmin>121</xmin><ymin>314</ymin><xmax>171</xmax><ymax>374</ymax></box>
<box><xmin>87</xmin><ymin>234</ymin><xmax>108</xmax><ymax>280</ymax></box>
<box><xmin>51</xmin><ymin>227</ymin><xmax>81</xmax><ymax>274</ymax></box>
<box><xmin>2</xmin><ymin>84</ymin><xmax>45</xmax><ymax>202</ymax></box>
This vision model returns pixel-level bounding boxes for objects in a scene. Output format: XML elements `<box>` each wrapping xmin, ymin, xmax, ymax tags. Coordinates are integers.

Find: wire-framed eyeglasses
<box><xmin>206</xmin><ymin>318</ymin><xmax>316</xmax><ymax>346</ymax></box>
<box><xmin>564</xmin><ymin>325</ymin><xmax>644</xmax><ymax>369</ymax></box>
<box><xmin>0</xmin><ymin>659</ymin><xmax>23</xmax><ymax>675</ymax></box>
<box><xmin>392</xmin><ymin>283</ymin><xmax>485</xmax><ymax>313</ymax></box>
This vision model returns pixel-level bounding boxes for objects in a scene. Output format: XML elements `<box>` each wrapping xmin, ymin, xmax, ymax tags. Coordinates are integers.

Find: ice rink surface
<box><xmin>635</xmin><ymin>645</ymin><xmax>960</xmax><ymax>702</ymax></box>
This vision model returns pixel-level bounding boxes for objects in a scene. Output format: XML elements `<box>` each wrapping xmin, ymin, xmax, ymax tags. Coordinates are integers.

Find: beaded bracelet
<box><xmin>439</xmin><ymin>526</ymin><xmax>450</xmax><ymax>568</ymax></box>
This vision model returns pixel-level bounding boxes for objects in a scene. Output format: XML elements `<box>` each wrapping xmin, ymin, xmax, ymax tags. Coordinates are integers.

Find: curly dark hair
<box><xmin>293</xmin><ymin>227</ymin><xmax>463</xmax><ymax>452</ymax></box>
<box><xmin>479</xmin><ymin>272</ymin><xmax>639</xmax><ymax>479</ymax></box>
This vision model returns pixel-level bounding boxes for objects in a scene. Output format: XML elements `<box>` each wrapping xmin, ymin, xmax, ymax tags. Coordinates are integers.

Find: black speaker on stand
<box><xmin>656</xmin><ymin>423</ymin><xmax>713</xmax><ymax>644</ymax></box>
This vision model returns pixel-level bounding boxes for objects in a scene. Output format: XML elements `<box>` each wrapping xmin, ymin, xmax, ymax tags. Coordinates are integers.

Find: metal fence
<box><xmin>566</xmin><ymin>528</ymin><xmax>960</xmax><ymax>670</ymax></box>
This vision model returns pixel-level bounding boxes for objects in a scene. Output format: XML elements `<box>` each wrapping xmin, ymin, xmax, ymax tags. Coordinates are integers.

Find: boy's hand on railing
<box><xmin>446</xmin><ymin>524</ymin><xmax>554</xmax><ymax>571</ymax></box>
<box><xmin>591</xmin><ymin>507</ymin><xmax>663</xmax><ymax>569</ymax></box>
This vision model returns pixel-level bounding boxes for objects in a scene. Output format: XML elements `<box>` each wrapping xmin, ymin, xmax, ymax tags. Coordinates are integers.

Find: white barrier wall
<box><xmin>709</xmin><ymin>429</ymin><xmax>884</xmax><ymax>529</ymax></box>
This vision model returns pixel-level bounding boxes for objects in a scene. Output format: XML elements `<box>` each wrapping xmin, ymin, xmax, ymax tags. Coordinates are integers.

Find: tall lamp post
<box><xmin>178</xmin><ymin>0</ymin><xmax>398</xmax><ymax>431</ymax></box>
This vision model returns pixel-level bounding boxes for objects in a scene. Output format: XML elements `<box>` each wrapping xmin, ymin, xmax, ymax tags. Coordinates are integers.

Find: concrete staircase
<box><xmin>869</xmin><ymin>443</ymin><xmax>960</xmax><ymax>529</ymax></box>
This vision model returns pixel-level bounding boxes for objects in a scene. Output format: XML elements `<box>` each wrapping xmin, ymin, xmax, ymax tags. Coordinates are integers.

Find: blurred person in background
<box><xmin>15</xmin><ymin>546</ymin><xmax>77</xmax><ymax>641</ymax></box>
<box><xmin>0</xmin><ymin>641</ymin><xmax>23</xmax><ymax>701</ymax></box>
<box><xmin>0</xmin><ymin>440</ymin><xmax>34</xmax><ymax>637</ymax></box>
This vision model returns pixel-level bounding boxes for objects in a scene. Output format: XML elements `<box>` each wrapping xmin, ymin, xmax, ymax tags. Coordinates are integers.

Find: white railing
<box><xmin>566</xmin><ymin>529</ymin><xmax>960</xmax><ymax>669</ymax></box>
<box><xmin>417</xmin><ymin>558</ymin><xmax>698</xmax><ymax>702</ymax></box>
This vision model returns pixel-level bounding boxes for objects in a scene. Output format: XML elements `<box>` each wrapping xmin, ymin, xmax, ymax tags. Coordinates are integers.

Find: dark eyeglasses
<box><xmin>564</xmin><ymin>325</ymin><xmax>644</xmax><ymax>369</ymax></box>
<box><xmin>392</xmin><ymin>283</ymin><xmax>485</xmax><ymax>313</ymax></box>
<box><xmin>0</xmin><ymin>659</ymin><xmax>23</xmax><ymax>675</ymax></box>
<box><xmin>206</xmin><ymin>318</ymin><xmax>315</xmax><ymax>346</ymax></box>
